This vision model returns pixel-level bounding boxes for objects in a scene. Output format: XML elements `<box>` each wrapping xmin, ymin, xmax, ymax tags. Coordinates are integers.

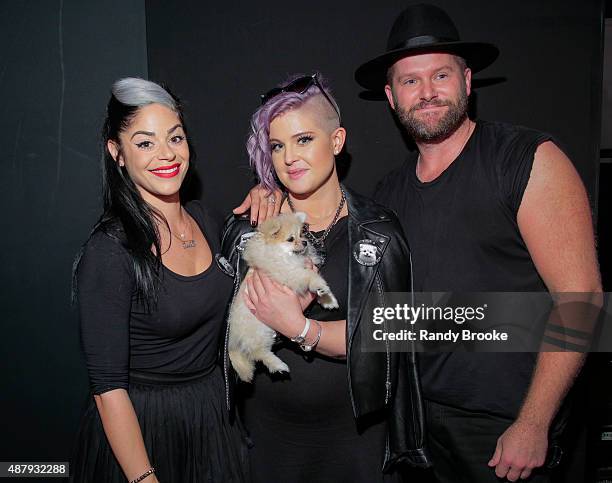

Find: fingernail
<box><xmin>251</xmin><ymin>220</ymin><xmax>256</xmax><ymax>227</ymax></box>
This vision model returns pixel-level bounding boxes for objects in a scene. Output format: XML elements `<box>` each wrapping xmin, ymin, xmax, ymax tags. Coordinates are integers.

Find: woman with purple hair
<box><xmin>221</xmin><ymin>74</ymin><xmax>428</xmax><ymax>482</ymax></box>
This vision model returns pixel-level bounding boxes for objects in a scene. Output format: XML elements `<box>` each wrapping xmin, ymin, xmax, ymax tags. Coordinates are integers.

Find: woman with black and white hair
<box><xmin>71</xmin><ymin>78</ymin><xmax>249</xmax><ymax>483</ymax></box>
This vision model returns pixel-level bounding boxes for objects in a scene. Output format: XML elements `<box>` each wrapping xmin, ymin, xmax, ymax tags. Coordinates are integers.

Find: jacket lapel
<box><xmin>345</xmin><ymin>188</ymin><xmax>391</xmax><ymax>349</ymax></box>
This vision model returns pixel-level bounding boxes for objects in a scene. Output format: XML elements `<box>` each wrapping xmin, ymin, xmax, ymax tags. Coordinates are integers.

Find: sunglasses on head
<box><xmin>260</xmin><ymin>73</ymin><xmax>341</xmax><ymax>124</ymax></box>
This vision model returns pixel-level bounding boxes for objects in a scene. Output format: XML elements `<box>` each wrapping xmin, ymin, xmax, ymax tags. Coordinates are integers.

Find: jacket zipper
<box><xmin>375</xmin><ymin>271</ymin><xmax>392</xmax><ymax>465</ymax></box>
<box><xmin>375</xmin><ymin>272</ymin><xmax>391</xmax><ymax>404</ymax></box>
<box><xmin>224</xmin><ymin>246</ymin><xmax>242</xmax><ymax>411</ymax></box>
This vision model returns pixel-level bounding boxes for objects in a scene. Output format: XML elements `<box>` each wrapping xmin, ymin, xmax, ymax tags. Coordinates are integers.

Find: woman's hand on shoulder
<box><xmin>233</xmin><ymin>184</ymin><xmax>283</xmax><ymax>226</ymax></box>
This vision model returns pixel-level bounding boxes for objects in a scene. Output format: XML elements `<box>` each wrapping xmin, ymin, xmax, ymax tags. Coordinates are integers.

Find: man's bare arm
<box><xmin>488</xmin><ymin>141</ymin><xmax>601</xmax><ymax>482</ymax></box>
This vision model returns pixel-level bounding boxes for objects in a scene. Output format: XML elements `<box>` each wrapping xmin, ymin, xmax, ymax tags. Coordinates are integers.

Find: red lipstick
<box><xmin>150</xmin><ymin>163</ymin><xmax>181</xmax><ymax>178</ymax></box>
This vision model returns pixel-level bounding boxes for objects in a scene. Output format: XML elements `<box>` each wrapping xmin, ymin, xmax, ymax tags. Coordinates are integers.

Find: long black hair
<box><xmin>72</xmin><ymin>78</ymin><xmax>196</xmax><ymax>310</ymax></box>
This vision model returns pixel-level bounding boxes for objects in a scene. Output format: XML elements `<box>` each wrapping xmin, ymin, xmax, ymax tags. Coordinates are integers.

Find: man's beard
<box><xmin>394</xmin><ymin>83</ymin><xmax>469</xmax><ymax>142</ymax></box>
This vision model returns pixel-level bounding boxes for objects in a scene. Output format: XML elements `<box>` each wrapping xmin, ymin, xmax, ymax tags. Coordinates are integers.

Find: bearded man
<box><xmin>354</xmin><ymin>4</ymin><xmax>601</xmax><ymax>483</ymax></box>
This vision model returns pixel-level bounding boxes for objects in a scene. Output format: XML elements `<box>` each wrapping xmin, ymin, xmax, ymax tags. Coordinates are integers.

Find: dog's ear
<box><xmin>269</xmin><ymin>219</ymin><xmax>281</xmax><ymax>236</ymax></box>
<box><xmin>260</xmin><ymin>218</ymin><xmax>282</xmax><ymax>237</ymax></box>
<box><xmin>294</xmin><ymin>212</ymin><xmax>307</xmax><ymax>224</ymax></box>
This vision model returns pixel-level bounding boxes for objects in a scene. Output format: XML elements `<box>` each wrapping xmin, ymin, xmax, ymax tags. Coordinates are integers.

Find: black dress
<box><xmin>71</xmin><ymin>201</ymin><xmax>249</xmax><ymax>483</ymax></box>
<box><xmin>240</xmin><ymin>218</ymin><xmax>399</xmax><ymax>483</ymax></box>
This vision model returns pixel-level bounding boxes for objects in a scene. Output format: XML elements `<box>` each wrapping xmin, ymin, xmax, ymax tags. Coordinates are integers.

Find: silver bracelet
<box><xmin>300</xmin><ymin>320</ymin><xmax>322</xmax><ymax>352</ymax></box>
<box><xmin>291</xmin><ymin>317</ymin><xmax>311</xmax><ymax>345</ymax></box>
<box><xmin>131</xmin><ymin>467</ymin><xmax>155</xmax><ymax>483</ymax></box>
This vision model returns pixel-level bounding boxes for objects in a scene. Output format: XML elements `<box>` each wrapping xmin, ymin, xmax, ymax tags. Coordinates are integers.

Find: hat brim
<box><xmin>355</xmin><ymin>41</ymin><xmax>499</xmax><ymax>91</ymax></box>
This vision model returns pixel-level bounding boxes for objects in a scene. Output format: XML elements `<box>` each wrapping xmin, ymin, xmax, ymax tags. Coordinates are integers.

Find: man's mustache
<box><xmin>410</xmin><ymin>100</ymin><xmax>450</xmax><ymax>112</ymax></box>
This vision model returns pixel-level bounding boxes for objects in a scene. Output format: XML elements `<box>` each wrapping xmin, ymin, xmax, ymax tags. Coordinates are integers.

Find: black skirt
<box><xmin>71</xmin><ymin>367</ymin><xmax>249</xmax><ymax>483</ymax></box>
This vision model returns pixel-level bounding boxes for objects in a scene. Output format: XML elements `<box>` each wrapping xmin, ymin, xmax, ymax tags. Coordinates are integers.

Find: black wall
<box><xmin>0</xmin><ymin>0</ymin><xmax>605</xmax><ymax>478</ymax></box>
<box><xmin>0</xmin><ymin>0</ymin><xmax>147</xmax><ymax>464</ymax></box>
<box><xmin>146</xmin><ymin>0</ymin><xmax>603</xmax><ymax>213</ymax></box>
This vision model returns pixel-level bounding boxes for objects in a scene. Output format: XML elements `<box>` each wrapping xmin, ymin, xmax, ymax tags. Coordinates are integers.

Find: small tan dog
<box><xmin>228</xmin><ymin>212</ymin><xmax>339</xmax><ymax>382</ymax></box>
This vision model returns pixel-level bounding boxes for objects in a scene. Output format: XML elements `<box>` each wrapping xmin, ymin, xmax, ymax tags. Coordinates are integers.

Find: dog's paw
<box><xmin>318</xmin><ymin>291</ymin><xmax>339</xmax><ymax>310</ymax></box>
<box><xmin>260</xmin><ymin>353</ymin><xmax>290</xmax><ymax>374</ymax></box>
<box><xmin>268</xmin><ymin>359</ymin><xmax>290</xmax><ymax>374</ymax></box>
<box><xmin>229</xmin><ymin>350</ymin><xmax>255</xmax><ymax>383</ymax></box>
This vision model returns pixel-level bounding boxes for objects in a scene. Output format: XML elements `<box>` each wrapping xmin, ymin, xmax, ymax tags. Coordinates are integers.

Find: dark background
<box><xmin>1</xmin><ymin>0</ymin><xmax>609</xmax><ymax>481</ymax></box>
<box><xmin>146</xmin><ymin>0</ymin><xmax>604</xmax><ymax>213</ymax></box>
<box><xmin>0</xmin><ymin>0</ymin><xmax>148</xmax><ymax>472</ymax></box>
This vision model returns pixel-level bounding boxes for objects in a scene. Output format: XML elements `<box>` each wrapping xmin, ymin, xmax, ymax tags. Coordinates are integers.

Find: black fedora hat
<box><xmin>355</xmin><ymin>4</ymin><xmax>499</xmax><ymax>90</ymax></box>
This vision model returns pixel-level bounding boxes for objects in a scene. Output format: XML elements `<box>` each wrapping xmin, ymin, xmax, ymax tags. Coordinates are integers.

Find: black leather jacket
<box><xmin>217</xmin><ymin>187</ymin><xmax>430</xmax><ymax>469</ymax></box>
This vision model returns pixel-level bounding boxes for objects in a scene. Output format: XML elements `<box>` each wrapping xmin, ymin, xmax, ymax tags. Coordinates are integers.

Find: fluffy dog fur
<box><xmin>228</xmin><ymin>212</ymin><xmax>339</xmax><ymax>382</ymax></box>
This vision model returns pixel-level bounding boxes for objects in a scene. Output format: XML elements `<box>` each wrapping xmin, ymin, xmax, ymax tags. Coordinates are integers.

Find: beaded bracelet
<box><xmin>131</xmin><ymin>467</ymin><xmax>155</xmax><ymax>483</ymax></box>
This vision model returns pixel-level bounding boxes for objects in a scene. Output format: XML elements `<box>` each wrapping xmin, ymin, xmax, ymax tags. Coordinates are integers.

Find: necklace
<box><xmin>170</xmin><ymin>210</ymin><xmax>197</xmax><ymax>249</ymax></box>
<box><xmin>287</xmin><ymin>188</ymin><xmax>346</xmax><ymax>266</ymax></box>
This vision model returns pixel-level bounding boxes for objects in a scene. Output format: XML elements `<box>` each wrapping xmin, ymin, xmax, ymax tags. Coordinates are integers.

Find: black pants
<box><xmin>425</xmin><ymin>399</ymin><xmax>551</xmax><ymax>483</ymax></box>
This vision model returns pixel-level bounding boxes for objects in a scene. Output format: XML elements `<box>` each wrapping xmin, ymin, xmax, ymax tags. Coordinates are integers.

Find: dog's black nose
<box><xmin>302</xmin><ymin>240</ymin><xmax>307</xmax><ymax>247</ymax></box>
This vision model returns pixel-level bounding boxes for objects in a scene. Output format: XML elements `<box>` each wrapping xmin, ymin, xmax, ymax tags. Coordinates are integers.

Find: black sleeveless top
<box><xmin>374</xmin><ymin>120</ymin><xmax>554</xmax><ymax>418</ymax></box>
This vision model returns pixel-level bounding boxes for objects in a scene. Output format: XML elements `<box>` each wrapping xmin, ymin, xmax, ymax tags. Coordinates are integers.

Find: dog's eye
<box><xmin>287</xmin><ymin>236</ymin><xmax>294</xmax><ymax>242</ymax></box>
